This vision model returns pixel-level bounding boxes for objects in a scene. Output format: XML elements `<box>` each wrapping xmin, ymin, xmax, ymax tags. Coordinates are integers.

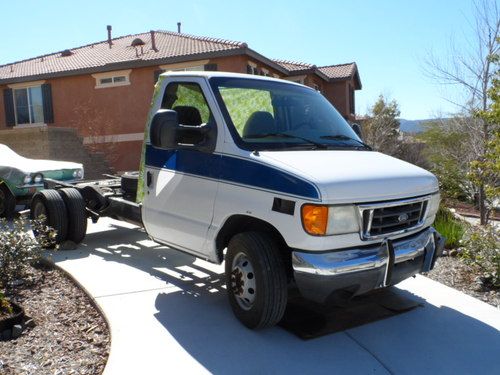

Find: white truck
<box><xmin>31</xmin><ymin>72</ymin><xmax>444</xmax><ymax>329</ymax></box>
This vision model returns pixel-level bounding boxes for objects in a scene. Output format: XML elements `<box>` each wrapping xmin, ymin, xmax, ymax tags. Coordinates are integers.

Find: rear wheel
<box><xmin>225</xmin><ymin>232</ymin><xmax>288</xmax><ymax>329</ymax></box>
<box><xmin>0</xmin><ymin>183</ymin><xmax>16</xmax><ymax>219</ymax></box>
<box><xmin>58</xmin><ymin>188</ymin><xmax>87</xmax><ymax>244</ymax></box>
<box><xmin>30</xmin><ymin>190</ymin><xmax>68</xmax><ymax>247</ymax></box>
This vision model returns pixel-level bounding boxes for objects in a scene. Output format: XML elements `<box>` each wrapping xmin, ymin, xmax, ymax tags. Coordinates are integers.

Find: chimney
<box><xmin>177</xmin><ymin>22</ymin><xmax>181</xmax><ymax>33</ymax></box>
<box><xmin>107</xmin><ymin>25</ymin><xmax>113</xmax><ymax>48</ymax></box>
<box><xmin>150</xmin><ymin>30</ymin><xmax>158</xmax><ymax>52</ymax></box>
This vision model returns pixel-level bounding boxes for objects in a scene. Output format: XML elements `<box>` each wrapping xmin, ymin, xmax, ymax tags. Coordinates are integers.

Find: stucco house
<box><xmin>0</xmin><ymin>27</ymin><xmax>362</xmax><ymax>172</ymax></box>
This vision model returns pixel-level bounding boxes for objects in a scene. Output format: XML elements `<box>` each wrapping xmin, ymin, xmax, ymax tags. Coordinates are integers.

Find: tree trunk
<box><xmin>479</xmin><ymin>184</ymin><xmax>488</xmax><ymax>225</ymax></box>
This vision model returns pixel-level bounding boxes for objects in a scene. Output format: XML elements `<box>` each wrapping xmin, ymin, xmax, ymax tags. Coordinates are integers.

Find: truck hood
<box><xmin>259</xmin><ymin>150</ymin><xmax>438</xmax><ymax>203</ymax></box>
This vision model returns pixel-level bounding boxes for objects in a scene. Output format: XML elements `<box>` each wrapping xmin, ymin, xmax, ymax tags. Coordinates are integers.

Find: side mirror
<box><xmin>351</xmin><ymin>123</ymin><xmax>362</xmax><ymax>139</ymax></box>
<box><xmin>150</xmin><ymin>110</ymin><xmax>179</xmax><ymax>149</ymax></box>
<box><xmin>150</xmin><ymin>109</ymin><xmax>217</xmax><ymax>152</ymax></box>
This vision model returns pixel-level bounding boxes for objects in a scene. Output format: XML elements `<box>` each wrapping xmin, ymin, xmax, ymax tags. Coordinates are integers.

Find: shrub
<box><xmin>433</xmin><ymin>206</ymin><xmax>467</xmax><ymax>249</ymax></box>
<box><xmin>460</xmin><ymin>225</ymin><xmax>500</xmax><ymax>288</ymax></box>
<box><xmin>0</xmin><ymin>216</ymin><xmax>56</xmax><ymax>288</ymax></box>
<box><xmin>0</xmin><ymin>290</ymin><xmax>13</xmax><ymax>315</ymax></box>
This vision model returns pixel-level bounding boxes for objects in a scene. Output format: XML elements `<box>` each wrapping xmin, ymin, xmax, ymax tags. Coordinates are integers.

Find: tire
<box><xmin>0</xmin><ymin>183</ymin><xmax>16</xmax><ymax>219</ymax></box>
<box><xmin>58</xmin><ymin>188</ymin><xmax>87</xmax><ymax>244</ymax></box>
<box><xmin>30</xmin><ymin>190</ymin><xmax>68</xmax><ymax>247</ymax></box>
<box><xmin>225</xmin><ymin>231</ymin><xmax>288</xmax><ymax>329</ymax></box>
<box><xmin>121</xmin><ymin>171</ymin><xmax>139</xmax><ymax>201</ymax></box>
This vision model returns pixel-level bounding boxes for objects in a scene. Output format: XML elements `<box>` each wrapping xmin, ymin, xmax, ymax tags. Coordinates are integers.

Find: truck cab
<box><xmin>140</xmin><ymin>72</ymin><xmax>444</xmax><ymax>329</ymax></box>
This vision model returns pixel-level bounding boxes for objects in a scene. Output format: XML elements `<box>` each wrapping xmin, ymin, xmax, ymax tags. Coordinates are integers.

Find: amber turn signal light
<box><xmin>301</xmin><ymin>204</ymin><xmax>328</xmax><ymax>235</ymax></box>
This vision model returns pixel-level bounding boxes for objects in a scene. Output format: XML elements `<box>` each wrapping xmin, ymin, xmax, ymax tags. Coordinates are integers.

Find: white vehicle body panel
<box><xmin>142</xmin><ymin>72</ymin><xmax>439</xmax><ymax>263</ymax></box>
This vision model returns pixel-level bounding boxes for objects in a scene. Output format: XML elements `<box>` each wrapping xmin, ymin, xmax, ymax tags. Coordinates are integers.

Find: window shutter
<box><xmin>204</xmin><ymin>63</ymin><xmax>218</xmax><ymax>71</ymax></box>
<box><xmin>3</xmin><ymin>88</ymin><xmax>15</xmax><ymax>126</ymax></box>
<box><xmin>41</xmin><ymin>83</ymin><xmax>54</xmax><ymax>124</ymax></box>
<box><xmin>154</xmin><ymin>69</ymin><xmax>165</xmax><ymax>83</ymax></box>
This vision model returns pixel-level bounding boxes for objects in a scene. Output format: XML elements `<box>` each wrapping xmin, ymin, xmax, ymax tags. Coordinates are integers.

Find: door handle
<box><xmin>146</xmin><ymin>171</ymin><xmax>153</xmax><ymax>187</ymax></box>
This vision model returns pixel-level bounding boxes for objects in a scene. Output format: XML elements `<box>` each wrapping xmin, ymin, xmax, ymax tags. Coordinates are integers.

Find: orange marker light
<box><xmin>301</xmin><ymin>205</ymin><xmax>328</xmax><ymax>235</ymax></box>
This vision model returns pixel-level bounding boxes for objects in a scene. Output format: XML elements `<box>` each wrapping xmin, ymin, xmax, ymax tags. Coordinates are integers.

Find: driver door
<box><xmin>142</xmin><ymin>78</ymin><xmax>221</xmax><ymax>256</ymax></box>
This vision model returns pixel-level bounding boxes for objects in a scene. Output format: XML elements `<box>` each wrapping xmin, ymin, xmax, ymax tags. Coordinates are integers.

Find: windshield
<box><xmin>209</xmin><ymin>77</ymin><xmax>366</xmax><ymax>151</ymax></box>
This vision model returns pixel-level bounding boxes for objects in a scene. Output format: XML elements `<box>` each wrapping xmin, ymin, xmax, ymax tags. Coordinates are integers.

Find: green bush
<box><xmin>0</xmin><ymin>290</ymin><xmax>13</xmax><ymax>315</ymax></box>
<box><xmin>0</xmin><ymin>217</ymin><xmax>56</xmax><ymax>288</ymax></box>
<box><xmin>433</xmin><ymin>206</ymin><xmax>467</xmax><ymax>249</ymax></box>
<box><xmin>460</xmin><ymin>225</ymin><xmax>500</xmax><ymax>288</ymax></box>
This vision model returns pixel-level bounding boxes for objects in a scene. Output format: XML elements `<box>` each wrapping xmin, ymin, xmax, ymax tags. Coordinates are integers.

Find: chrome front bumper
<box><xmin>292</xmin><ymin>227</ymin><xmax>445</xmax><ymax>303</ymax></box>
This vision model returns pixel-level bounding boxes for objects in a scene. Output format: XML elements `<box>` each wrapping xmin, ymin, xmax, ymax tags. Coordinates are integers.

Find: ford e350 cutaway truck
<box><xmin>31</xmin><ymin>72</ymin><xmax>445</xmax><ymax>329</ymax></box>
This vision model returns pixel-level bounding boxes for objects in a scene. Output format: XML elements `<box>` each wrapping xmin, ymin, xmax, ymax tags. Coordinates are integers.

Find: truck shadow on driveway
<box><xmin>57</xmin><ymin>222</ymin><xmax>500</xmax><ymax>375</ymax></box>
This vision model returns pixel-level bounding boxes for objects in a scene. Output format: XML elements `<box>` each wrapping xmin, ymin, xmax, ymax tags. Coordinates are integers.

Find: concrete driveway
<box><xmin>49</xmin><ymin>218</ymin><xmax>500</xmax><ymax>375</ymax></box>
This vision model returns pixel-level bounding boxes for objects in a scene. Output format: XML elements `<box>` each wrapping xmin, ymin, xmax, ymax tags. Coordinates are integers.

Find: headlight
<box><xmin>73</xmin><ymin>169</ymin><xmax>83</xmax><ymax>179</ymax></box>
<box><xmin>327</xmin><ymin>205</ymin><xmax>360</xmax><ymax>235</ymax></box>
<box><xmin>33</xmin><ymin>174</ymin><xmax>43</xmax><ymax>183</ymax></box>
<box><xmin>301</xmin><ymin>204</ymin><xmax>360</xmax><ymax>236</ymax></box>
<box><xmin>23</xmin><ymin>175</ymin><xmax>32</xmax><ymax>184</ymax></box>
<box><xmin>427</xmin><ymin>193</ymin><xmax>441</xmax><ymax>219</ymax></box>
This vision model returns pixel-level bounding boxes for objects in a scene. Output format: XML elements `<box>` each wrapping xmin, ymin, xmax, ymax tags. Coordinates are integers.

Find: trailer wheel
<box><xmin>58</xmin><ymin>188</ymin><xmax>87</xmax><ymax>244</ymax></box>
<box><xmin>0</xmin><ymin>183</ymin><xmax>16</xmax><ymax>219</ymax></box>
<box><xmin>121</xmin><ymin>171</ymin><xmax>139</xmax><ymax>200</ymax></box>
<box><xmin>225</xmin><ymin>232</ymin><xmax>288</xmax><ymax>329</ymax></box>
<box><xmin>30</xmin><ymin>190</ymin><xmax>68</xmax><ymax>247</ymax></box>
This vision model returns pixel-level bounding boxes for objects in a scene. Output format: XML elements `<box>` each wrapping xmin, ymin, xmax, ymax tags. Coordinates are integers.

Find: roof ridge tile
<box><xmin>155</xmin><ymin>30</ymin><xmax>247</xmax><ymax>47</ymax></box>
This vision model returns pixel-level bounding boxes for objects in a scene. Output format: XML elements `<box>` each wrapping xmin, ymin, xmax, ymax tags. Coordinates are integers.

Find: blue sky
<box><xmin>0</xmin><ymin>0</ymin><xmax>483</xmax><ymax>119</ymax></box>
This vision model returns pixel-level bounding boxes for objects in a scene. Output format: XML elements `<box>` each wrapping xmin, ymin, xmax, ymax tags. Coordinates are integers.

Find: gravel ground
<box><xmin>0</xmin><ymin>263</ymin><xmax>109</xmax><ymax>375</ymax></box>
<box><xmin>426</xmin><ymin>256</ymin><xmax>499</xmax><ymax>308</ymax></box>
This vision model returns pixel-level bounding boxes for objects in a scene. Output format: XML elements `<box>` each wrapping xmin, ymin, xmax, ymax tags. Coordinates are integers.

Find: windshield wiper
<box><xmin>245</xmin><ymin>132</ymin><xmax>328</xmax><ymax>149</ymax></box>
<box><xmin>319</xmin><ymin>134</ymin><xmax>372</xmax><ymax>150</ymax></box>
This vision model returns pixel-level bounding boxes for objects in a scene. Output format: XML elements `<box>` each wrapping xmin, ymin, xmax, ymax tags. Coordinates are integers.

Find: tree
<box><xmin>418</xmin><ymin>117</ymin><xmax>478</xmax><ymax>201</ymax></box>
<box><xmin>362</xmin><ymin>95</ymin><xmax>401</xmax><ymax>156</ymax></box>
<box><xmin>469</xmin><ymin>48</ymin><xmax>500</xmax><ymax>219</ymax></box>
<box><xmin>424</xmin><ymin>0</ymin><xmax>499</xmax><ymax>224</ymax></box>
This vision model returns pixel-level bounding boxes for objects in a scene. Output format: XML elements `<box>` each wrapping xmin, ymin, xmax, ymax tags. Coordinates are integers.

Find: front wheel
<box><xmin>225</xmin><ymin>232</ymin><xmax>288</xmax><ymax>329</ymax></box>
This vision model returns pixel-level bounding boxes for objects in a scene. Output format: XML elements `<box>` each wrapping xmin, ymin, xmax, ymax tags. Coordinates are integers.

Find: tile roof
<box><xmin>272</xmin><ymin>59</ymin><xmax>315</xmax><ymax>72</ymax></box>
<box><xmin>0</xmin><ymin>30</ymin><xmax>360</xmax><ymax>88</ymax></box>
<box><xmin>318</xmin><ymin>63</ymin><xmax>357</xmax><ymax>80</ymax></box>
<box><xmin>0</xmin><ymin>31</ymin><xmax>247</xmax><ymax>82</ymax></box>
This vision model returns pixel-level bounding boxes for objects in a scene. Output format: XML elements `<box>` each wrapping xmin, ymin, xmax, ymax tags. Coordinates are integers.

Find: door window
<box><xmin>161</xmin><ymin>82</ymin><xmax>212</xmax><ymax>125</ymax></box>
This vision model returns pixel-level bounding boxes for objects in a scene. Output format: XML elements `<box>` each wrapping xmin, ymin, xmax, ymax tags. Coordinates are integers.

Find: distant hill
<box><xmin>399</xmin><ymin>118</ymin><xmax>446</xmax><ymax>133</ymax></box>
<box><xmin>398</xmin><ymin>119</ymin><xmax>433</xmax><ymax>133</ymax></box>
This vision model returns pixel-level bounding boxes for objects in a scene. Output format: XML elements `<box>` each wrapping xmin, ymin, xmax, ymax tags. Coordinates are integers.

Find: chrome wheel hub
<box><xmin>231</xmin><ymin>253</ymin><xmax>256</xmax><ymax>310</ymax></box>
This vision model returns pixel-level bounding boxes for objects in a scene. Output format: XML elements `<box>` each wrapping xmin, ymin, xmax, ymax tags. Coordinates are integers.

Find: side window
<box><xmin>218</xmin><ymin>87</ymin><xmax>274</xmax><ymax>136</ymax></box>
<box><xmin>161</xmin><ymin>82</ymin><xmax>212</xmax><ymax>125</ymax></box>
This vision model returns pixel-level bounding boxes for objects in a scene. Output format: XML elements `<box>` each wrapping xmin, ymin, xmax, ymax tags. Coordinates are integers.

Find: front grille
<box><xmin>359</xmin><ymin>197</ymin><xmax>429</xmax><ymax>240</ymax></box>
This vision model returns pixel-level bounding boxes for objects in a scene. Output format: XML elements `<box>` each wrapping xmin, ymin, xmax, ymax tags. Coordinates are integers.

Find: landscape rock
<box><xmin>12</xmin><ymin>324</ymin><xmax>23</xmax><ymax>339</ymax></box>
<box><xmin>23</xmin><ymin>318</ymin><xmax>35</xmax><ymax>328</ymax></box>
<box><xmin>1</xmin><ymin>329</ymin><xmax>12</xmax><ymax>340</ymax></box>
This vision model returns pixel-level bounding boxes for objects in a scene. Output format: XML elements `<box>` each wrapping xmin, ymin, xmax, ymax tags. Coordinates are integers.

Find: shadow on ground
<box><xmin>54</xmin><ymin>221</ymin><xmax>500</xmax><ymax>374</ymax></box>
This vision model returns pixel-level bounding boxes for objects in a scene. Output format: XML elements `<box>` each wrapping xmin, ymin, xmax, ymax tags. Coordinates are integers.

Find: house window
<box><xmin>92</xmin><ymin>69</ymin><xmax>131</xmax><ymax>88</ymax></box>
<box><xmin>286</xmin><ymin>76</ymin><xmax>305</xmax><ymax>85</ymax></box>
<box><xmin>97</xmin><ymin>75</ymin><xmax>129</xmax><ymax>87</ymax></box>
<box><xmin>171</xmin><ymin>65</ymin><xmax>205</xmax><ymax>72</ymax></box>
<box><xmin>13</xmin><ymin>86</ymin><xmax>44</xmax><ymax>125</ymax></box>
<box><xmin>246</xmin><ymin>62</ymin><xmax>258</xmax><ymax>75</ymax></box>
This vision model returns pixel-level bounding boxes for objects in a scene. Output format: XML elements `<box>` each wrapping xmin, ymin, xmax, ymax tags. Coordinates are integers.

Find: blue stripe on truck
<box><xmin>145</xmin><ymin>145</ymin><xmax>320</xmax><ymax>200</ymax></box>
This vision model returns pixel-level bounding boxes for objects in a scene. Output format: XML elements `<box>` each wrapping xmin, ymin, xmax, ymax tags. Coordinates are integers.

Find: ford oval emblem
<box><xmin>398</xmin><ymin>213</ymin><xmax>409</xmax><ymax>222</ymax></box>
